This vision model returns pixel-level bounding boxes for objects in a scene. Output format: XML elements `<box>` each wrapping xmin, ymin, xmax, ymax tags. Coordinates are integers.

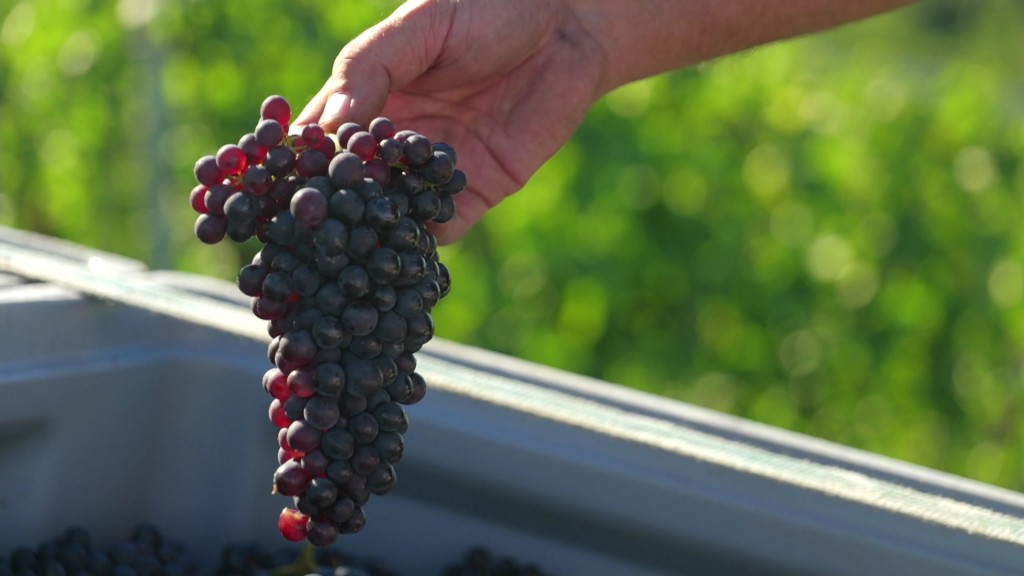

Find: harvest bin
<box><xmin>2</xmin><ymin>226</ymin><xmax>1024</xmax><ymax>576</ymax></box>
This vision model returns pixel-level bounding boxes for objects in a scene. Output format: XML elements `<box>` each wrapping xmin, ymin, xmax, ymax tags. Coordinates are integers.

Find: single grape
<box><xmin>321</xmin><ymin>427</ymin><xmax>356</xmax><ymax>461</ymax></box>
<box><xmin>239</xmin><ymin>132</ymin><xmax>269</xmax><ymax>165</ymax></box>
<box><xmin>296</xmin><ymin>149</ymin><xmax>328</xmax><ymax>178</ymax></box>
<box><xmin>285</xmin><ymin>419</ymin><xmax>322</xmax><ymax>453</ymax></box>
<box><xmin>255</xmin><ymin>119</ymin><xmax>286</xmax><ymax>147</ymax></box>
<box><xmin>301</xmin><ymin>123</ymin><xmax>326</xmax><ymax>146</ymax></box>
<box><xmin>402</xmin><ymin>134</ymin><xmax>432</xmax><ymax>166</ymax></box>
<box><xmin>303</xmin><ymin>395</ymin><xmax>341</xmax><ymax>430</ymax></box>
<box><xmin>341</xmin><ymin>300</ymin><xmax>378</xmax><ymax>336</ymax></box>
<box><xmin>346</xmin><ymin>131</ymin><xmax>377</xmax><ymax>160</ymax></box>
<box><xmin>274</xmin><ymin>460</ymin><xmax>312</xmax><ymax>497</ymax></box>
<box><xmin>216</xmin><ymin>144</ymin><xmax>248</xmax><ymax>175</ymax></box>
<box><xmin>278</xmin><ymin>508</ymin><xmax>308</xmax><ymax>542</ymax></box>
<box><xmin>314</xmin><ymin>361</ymin><xmax>347</xmax><ymax>397</ymax></box>
<box><xmin>194</xmin><ymin>155</ymin><xmax>224</xmax><ymax>187</ymax></box>
<box><xmin>237</xmin><ymin>264</ymin><xmax>269</xmax><ymax>297</ymax></box>
<box><xmin>261</xmin><ymin>95</ymin><xmax>291</xmax><ymax>125</ymax></box>
<box><xmin>194</xmin><ymin>214</ymin><xmax>227</xmax><ymax>244</ymax></box>
<box><xmin>335</xmin><ymin>122</ymin><xmax>363</xmax><ymax>147</ymax></box>
<box><xmin>290</xmin><ymin>187</ymin><xmax>329</xmax><ymax>227</ymax></box>
<box><xmin>368</xmin><ymin>117</ymin><xmax>396</xmax><ymax>142</ymax></box>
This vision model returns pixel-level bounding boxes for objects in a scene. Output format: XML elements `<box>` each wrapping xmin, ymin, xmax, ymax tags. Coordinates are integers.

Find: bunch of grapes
<box><xmin>188</xmin><ymin>95</ymin><xmax>462</xmax><ymax>546</ymax></box>
<box><xmin>1</xmin><ymin>525</ymin><xmax>197</xmax><ymax>576</ymax></box>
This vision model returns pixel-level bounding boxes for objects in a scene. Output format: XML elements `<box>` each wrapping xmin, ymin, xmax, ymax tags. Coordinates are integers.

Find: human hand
<box><xmin>293</xmin><ymin>0</ymin><xmax>608</xmax><ymax>244</ymax></box>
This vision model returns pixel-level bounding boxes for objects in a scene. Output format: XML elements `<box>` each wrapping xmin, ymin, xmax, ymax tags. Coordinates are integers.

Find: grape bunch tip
<box><xmin>188</xmin><ymin>94</ymin><xmax>463</xmax><ymax>547</ymax></box>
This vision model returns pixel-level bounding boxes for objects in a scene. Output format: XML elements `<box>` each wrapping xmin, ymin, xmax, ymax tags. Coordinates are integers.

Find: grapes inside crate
<box><xmin>3</xmin><ymin>226</ymin><xmax>1024</xmax><ymax>575</ymax></box>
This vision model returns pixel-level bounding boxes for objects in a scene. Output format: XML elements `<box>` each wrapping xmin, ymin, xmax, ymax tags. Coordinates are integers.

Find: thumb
<box><xmin>293</xmin><ymin>1</ymin><xmax>452</xmax><ymax>133</ymax></box>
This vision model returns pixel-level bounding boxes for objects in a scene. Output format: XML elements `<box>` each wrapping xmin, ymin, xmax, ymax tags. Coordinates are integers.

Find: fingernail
<box><xmin>321</xmin><ymin>93</ymin><xmax>351</xmax><ymax>123</ymax></box>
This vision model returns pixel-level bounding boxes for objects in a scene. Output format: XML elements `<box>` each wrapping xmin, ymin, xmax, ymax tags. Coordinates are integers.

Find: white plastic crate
<box><xmin>2</xmin><ymin>225</ymin><xmax>1024</xmax><ymax>575</ymax></box>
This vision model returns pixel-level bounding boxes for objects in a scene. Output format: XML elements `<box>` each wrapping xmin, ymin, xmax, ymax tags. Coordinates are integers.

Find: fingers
<box><xmin>293</xmin><ymin>1</ymin><xmax>452</xmax><ymax>133</ymax></box>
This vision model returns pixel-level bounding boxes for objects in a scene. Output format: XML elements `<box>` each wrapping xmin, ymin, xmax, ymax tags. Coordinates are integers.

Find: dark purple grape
<box><xmin>296</xmin><ymin>149</ymin><xmax>329</xmax><ymax>178</ymax></box>
<box><xmin>327</xmin><ymin>497</ymin><xmax>356</xmax><ymax>524</ymax></box>
<box><xmin>267</xmin><ymin>210</ymin><xmax>298</xmax><ymax>246</ymax></box>
<box><xmin>424</xmin><ymin>149</ymin><xmax>455</xmax><ymax>185</ymax></box>
<box><xmin>339</xmin><ymin>265</ymin><xmax>371</xmax><ymax>298</ymax></box>
<box><xmin>363</xmin><ymin>158</ymin><xmax>391</xmax><ymax>186</ymax></box>
<box><xmin>194</xmin><ymin>214</ymin><xmax>227</xmax><ymax>244</ymax></box>
<box><xmin>305</xmin><ymin>519</ymin><xmax>339</xmax><ymax>547</ymax></box>
<box><xmin>239</xmin><ymin>132</ymin><xmax>268</xmax><ymax>165</ymax></box>
<box><xmin>279</xmin><ymin>330</ymin><xmax>317</xmax><ymax>366</ymax></box>
<box><xmin>242</xmin><ymin>164</ymin><xmax>271</xmax><ymax>195</ymax></box>
<box><xmin>396</xmin><ymin>251</ymin><xmax>427</xmax><ymax>287</ymax></box>
<box><xmin>346</xmin><ymin>226</ymin><xmax>378</xmax><ymax>260</ymax></box>
<box><xmin>386</xmin><ymin>217</ymin><xmax>420</xmax><ymax>251</ymax></box>
<box><xmin>402</xmin><ymin>134</ymin><xmax>432</xmax><ymax>166</ymax></box>
<box><xmin>314</xmin><ymin>362</ymin><xmax>346</xmax><ymax>397</ymax></box>
<box><xmin>283</xmin><ymin>394</ymin><xmax>307</xmax><ymax>423</ymax></box>
<box><xmin>370</xmin><ymin>283</ymin><xmax>397</xmax><ymax>312</ymax></box>
<box><xmin>261</xmin><ymin>271</ymin><xmax>293</xmax><ymax>301</ymax></box>
<box><xmin>291</xmin><ymin>264</ymin><xmax>321</xmax><ymax>297</ymax></box>
<box><xmin>312</xmin><ymin>316</ymin><xmax>347</xmax><ymax>349</ymax></box>
<box><xmin>435</xmin><ymin>193</ymin><xmax>456</xmax><ymax>223</ymax></box>
<box><xmin>399</xmin><ymin>171</ymin><xmax>425</xmax><ymax>196</ymax></box>
<box><xmin>328</xmin><ymin>151</ymin><xmax>364</xmax><ymax>190</ymax></box>
<box><xmin>410</xmin><ymin>190</ymin><xmax>441</xmax><ymax>221</ymax></box>
<box><xmin>373</xmin><ymin>431</ymin><xmax>405</xmax><ymax>465</ymax></box>
<box><xmin>225</xmin><ymin>216</ymin><xmax>255</xmax><ymax>242</ymax></box>
<box><xmin>329</xmin><ymin>189</ymin><xmax>365</xmax><ymax>225</ymax></box>
<box><xmin>346</xmin><ymin>360</ymin><xmax>383</xmax><ymax>396</ymax></box>
<box><xmin>364</xmin><ymin>196</ymin><xmax>400</xmax><ymax>231</ymax></box>
<box><xmin>270</xmin><ymin>251</ymin><xmax>302</xmax><ymax>273</ymax></box>
<box><xmin>237</xmin><ymin>264</ymin><xmax>268</xmax><ymax>297</ymax></box>
<box><xmin>374</xmin><ymin>311</ymin><xmax>407</xmax><ymax>343</ymax></box>
<box><xmin>406</xmin><ymin>311</ymin><xmax>434</xmax><ymax>342</ymax></box>
<box><xmin>347</xmin><ymin>131</ymin><xmax>376</xmax><ymax>160</ymax></box>
<box><xmin>306</xmin><ymin>477</ymin><xmax>338</xmax><ymax>509</ymax></box>
<box><xmin>377</xmin><ymin>138</ymin><xmax>402</xmax><ymax>163</ymax></box>
<box><xmin>405</xmin><ymin>371</ymin><xmax>427</xmax><ymax>405</ymax></box>
<box><xmin>442</xmin><ymin>168</ymin><xmax>468</xmax><ymax>194</ymax></box>
<box><xmin>194</xmin><ymin>155</ymin><xmax>224</xmax><ymax>187</ymax></box>
<box><xmin>366</xmin><ymin>247</ymin><xmax>401</xmax><ymax>284</ymax></box>
<box><xmin>264</xmin><ymin>145</ymin><xmax>296</xmax><ymax>176</ymax></box>
<box><xmin>394</xmin><ymin>288</ymin><xmax>424</xmax><ymax>318</ymax></box>
<box><xmin>348</xmin><ymin>412</ymin><xmax>379</xmax><ymax>445</ymax></box>
<box><xmin>273</xmin><ymin>460</ymin><xmax>310</xmax><ymax>496</ymax></box>
<box><xmin>368</xmin><ymin>463</ymin><xmax>396</xmax><ymax>495</ymax></box>
<box><xmin>340</xmin><ymin>395</ymin><xmax>367</xmax><ymax>421</ymax></box>
<box><xmin>432</xmin><ymin>142</ymin><xmax>458</xmax><ymax>165</ymax></box>
<box><xmin>416</xmin><ymin>279</ymin><xmax>442</xmax><ymax>309</ymax></box>
<box><xmin>395</xmin><ymin>352</ymin><xmax>416</xmax><ymax>374</ymax></box>
<box><xmin>300</xmin><ymin>448</ymin><xmax>329</xmax><ymax>478</ymax></box>
<box><xmin>291</xmin><ymin>187</ymin><xmax>328</xmax><ymax>227</ymax></box>
<box><xmin>315</xmin><ymin>282</ymin><xmax>348</xmax><ymax>317</ymax></box>
<box><xmin>304</xmin><ymin>396</ymin><xmax>341</xmax><ymax>430</ymax></box>
<box><xmin>326</xmin><ymin>459</ymin><xmax>355</xmax><ymax>486</ymax></box>
<box><xmin>314</xmin><ymin>251</ymin><xmax>349</xmax><ymax>279</ymax></box>
<box><xmin>373</xmin><ymin>402</ymin><xmax>408</xmax><ymax>433</ymax></box>
<box><xmin>339</xmin><ymin>506</ymin><xmax>366</xmax><ymax>534</ymax></box>
<box><xmin>349</xmin><ymin>334</ymin><xmax>382</xmax><ymax>359</ymax></box>
<box><xmin>255</xmin><ymin>119</ymin><xmax>286</xmax><ymax>147</ymax></box>
<box><xmin>335</xmin><ymin>122</ymin><xmax>362</xmax><ymax>144</ymax></box>
<box><xmin>287</xmin><ymin>367</ymin><xmax>317</xmax><ymax>398</ymax></box>
<box><xmin>203</xmin><ymin>184</ymin><xmax>233</xmax><ymax>216</ymax></box>
<box><xmin>369</xmin><ymin>117</ymin><xmax>396</xmax><ymax>141</ymax></box>
<box><xmin>341</xmin><ymin>300</ymin><xmax>378</xmax><ymax>336</ymax></box>
<box><xmin>321</xmin><ymin>428</ymin><xmax>355</xmax><ymax>460</ymax></box>
<box><xmin>351</xmin><ymin>446</ymin><xmax>381</xmax><ymax>475</ymax></box>
<box><xmin>286</xmin><ymin>419</ymin><xmax>322</xmax><ymax>452</ymax></box>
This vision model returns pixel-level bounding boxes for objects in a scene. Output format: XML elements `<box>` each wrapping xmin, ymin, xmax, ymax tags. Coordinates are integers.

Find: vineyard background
<box><xmin>3</xmin><ymin>0</ymin><xmax>1024</xmax><ymax>490</ymax></box>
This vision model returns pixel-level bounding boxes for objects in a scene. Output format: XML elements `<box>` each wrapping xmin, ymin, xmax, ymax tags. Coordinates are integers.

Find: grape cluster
<box><xmin>0</xmin><ymin>525</ymin><xmax>197</xmax><ymax>576</ymax></box>
<box><xmin>439</xmin><ymin>547</ymin><xmax>550</xmax><ymax>576</ymax></box>
<box><xmin>188</xmin><ymin>95</ymin><xmax>462</xmax><ymax>546</ymax></box>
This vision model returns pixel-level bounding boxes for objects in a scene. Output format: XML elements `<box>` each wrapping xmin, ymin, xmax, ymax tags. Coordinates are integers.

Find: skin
<box><xmin>294</xmin><ymin>0</ymin><xmax>919</xmax><ymax>244</ymax></box>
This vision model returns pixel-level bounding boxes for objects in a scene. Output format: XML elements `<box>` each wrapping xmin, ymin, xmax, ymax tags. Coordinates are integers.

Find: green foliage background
<box><xmin>3</xmin><ymin>1</ymin><xmax>1024</xmax><ymax>490</ymax></box>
